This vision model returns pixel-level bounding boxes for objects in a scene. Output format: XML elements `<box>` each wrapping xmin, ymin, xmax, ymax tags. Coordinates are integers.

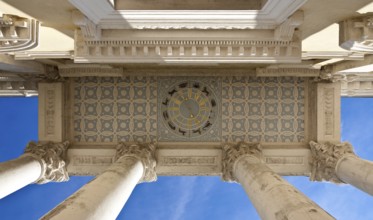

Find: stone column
<box><xmin>310</xmin><ymin>141</ymin><xmax>373</xmax><ymax>195</ymax></box>
<box><xmin>0</xmin><ymin>141</ymin><xmax>69</xmax><ymax>199</ymax></box>
<box><xmin>222</xmin><ymin>142</ymin><xmax>335</xmax><ymax>220</ymax></box>
<box><xmin>41</xmin><ymin>142</ymin><xmax>157</xmax><ymax>220</ymax></box>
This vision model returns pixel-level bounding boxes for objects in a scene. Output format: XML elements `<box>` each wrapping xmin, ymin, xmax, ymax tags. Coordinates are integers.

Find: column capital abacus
<box><xmin>116</xmin><ymin>142</ymin><xmax>157</xmax><ymax>182</ymax></box>
<box><xmin>221</xmin><ymin>142</ymin><xmax>262</xmax><ymax>182</ymax></box>
<box><xmin>23</xmin><ymin>141</ymin><xmax>70</xmax><ymax>184</ymax></box>
<box><xmin>309</xmin><ymin>141</ymin><xmax>355</xmax><ymax>183</ymax></box>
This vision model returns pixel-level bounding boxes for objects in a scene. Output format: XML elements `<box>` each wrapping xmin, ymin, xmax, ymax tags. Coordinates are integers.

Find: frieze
<box><xmin>264</xmin><ymin>156</ymin><xmax>304</xmax><ymax>165</ymax></box>
<box><xmin>72</xmin><ymin>155</ymin><xmax>114</xmax><ymax>166</ymax></box>
<box><xmin>74</xmin><ymin>30</ymin><xmax>301</xmax><ymax>64</ymax></box>
<box><xmin>159</xmin><ymin>156</ymin><xmax>216</xmax><ymax>166</ymax></box>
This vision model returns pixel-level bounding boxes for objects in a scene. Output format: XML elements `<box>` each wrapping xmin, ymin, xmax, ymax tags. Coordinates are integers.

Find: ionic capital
<box><xmin>116</xmin><ymin>143</ymin><xmax>157</xmax><ymax>182</ymax></box>
<box><xmin>23</xmin><ymin>141</ymin><xmax>70</xmax><ymax>184</ymax></box>
<box><xmin>222</xmin><ymin>142</ymin><xmax>262</xmax><ymax>182</ymax></box>
<box><xmin>309</xmin><ymin>141</ymin><xmax>356</xmax><ymax>183</ymax></box>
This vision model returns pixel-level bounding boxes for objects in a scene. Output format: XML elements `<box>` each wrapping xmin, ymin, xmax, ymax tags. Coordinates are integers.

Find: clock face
<box><xmin>161</xmin><ymin>81</ymin><xmax>218</xmax><ymax>138</ymax></box>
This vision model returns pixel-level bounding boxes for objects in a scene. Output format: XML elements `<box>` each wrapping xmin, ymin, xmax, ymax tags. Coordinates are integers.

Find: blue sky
<box><xmin>0</xmin><ymin>97</ymin><xmax>372</xmax><ymax>220</ymax></box>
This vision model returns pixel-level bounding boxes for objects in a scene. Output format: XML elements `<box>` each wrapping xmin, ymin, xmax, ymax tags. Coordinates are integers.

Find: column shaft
<box><xmin>41</xmin><ymin>156</ymin><xmax>144</xmax><ymax>220</ymax></box>
<box><xmin>234</xmin><ymin>156</ymin><xmax>335</xmax><ymax>220</ymax></box>
<box><xmin>336</xmin><ymin>155</ymin><xmax>373</xmax><ymax>195</ymax></box>
<box><xmin>0</xmin><ymin>155</ymin><xmax>42</xmax><ymax>199</ymax></box>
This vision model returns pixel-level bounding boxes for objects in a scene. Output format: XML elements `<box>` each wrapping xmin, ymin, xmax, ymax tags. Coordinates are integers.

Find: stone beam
<box><xmin>0</xmin><ymin>54</ymin><xmax>45</xmax><ymax>73</ymax></box>
<box><xmin>339</xmin><ymin>13</ymin><xmax>373</xmax><ymax>53</ymax></box>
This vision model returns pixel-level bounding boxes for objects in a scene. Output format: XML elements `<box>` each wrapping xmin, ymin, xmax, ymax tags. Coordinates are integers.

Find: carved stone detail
<box><xmin>339</xmin><ymin>13</ymin><xmax>373</xmax><ymax>53</ymax></box>
<box><xmin>309</xmin><ymin>141</ymin><xmax>355</xmax><ymax>183</ymax></box>
<box><xmin>116</xmin><ymin>142</ymin><xmax>157</xmax><ymax>182</ymax></box>
<box><xmin>74</xmin><ymin>30</ymin><xmax>301</xmax><ymax>64</ymax></box>
<box><xmin>72</xmin><ymin>10</ymin><xmax>100</xmax><ymax>40</ymax></box>
<box><xmin>0</xmin><ymin>14</ymin><xmax>39</xmax><ymax>52</ymax></box>
<box><xmin>256</xmin><ymin>67</ymin><xmax>319</xmax><ymax>77</ymax></box>
<box><xmin>23</xmin><ymin>141</ymin><xmax>70</xmax><ymax>184</ymax></box>
<box><xmin>274</xmin><ymin>11</ymin><xmax>303</xmax><ymax>41</ymax></box>
<box><xmin>221</xmin><ymin>142</ymin><xmax>262</xmax><ymax>182</ymax></box>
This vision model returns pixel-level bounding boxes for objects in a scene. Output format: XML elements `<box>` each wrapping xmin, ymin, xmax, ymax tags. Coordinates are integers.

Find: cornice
<box><xmin>69</xmin><ymin>0</ymin><xmax>306</xmax><ymax>30</ymax></box>
<box><xmin>339</xmin><ymin>13</ymin><xmax>373</xmax><ymax>53</ymax></box>
<box><xmin>0</xmin><ymin>14</ymin><xmax>39</xmax><ymax>53</ymax></box>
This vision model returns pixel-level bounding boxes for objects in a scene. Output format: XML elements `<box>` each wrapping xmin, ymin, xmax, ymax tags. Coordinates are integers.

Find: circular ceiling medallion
<box><xmin>161</xmin><ymin>80</ymin><xmax>218</xmax><ymax>138</ymax></box>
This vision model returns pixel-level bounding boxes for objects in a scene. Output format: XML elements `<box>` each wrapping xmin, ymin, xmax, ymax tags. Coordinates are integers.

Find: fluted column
<box><xmin>41</xmin><ymin>142</ymin><xmax>157</xmax><ymax>220</ymax></box>
<box><xmin>0</xmin><ymin>141</ymin><xmax>69</xmax><ymax>199</ymax></box>
<box><xmin>222</xmin><ymin>142</ymin><xmax>335</xmax><ymax>220</ymax></box>
<box><xmin>310</xmin><ymin>141</ymin><xmax>373</xmax><ymax>195</ymax></box>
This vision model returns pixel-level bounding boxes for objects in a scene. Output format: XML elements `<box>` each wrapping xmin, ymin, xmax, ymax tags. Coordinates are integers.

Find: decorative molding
<box><xmin>0</xmin><ymin>79</ymin><xmax>38</xmax><ymax>97</ymax></box>
<box><xmin>159</xmin><ymin>156</ymin><xmax>216</xmax><ymax>166</ymax></box>
<box><xmin>74</xmin><ymin>30</ymin><xmax>301</xmax><ymax>64</ymax></box>
<box><xmin>341</xmin><ymin>74</ymin><xmax>373</xmax><ymax>97</ymax></box>
<box><xmin>274</xmin><ymin>11</ymin><xmax>303</xmax><ymax>41</ymax></box>
<box><xmin>61</xmin><ymin>65</ymin><xmax>258</xmax><ymax>77</ymax></box>
<box><xmin>69</xmin><ymin>0</ymin><xmax>306</xmax><ymax>30</ymax></box>
<box><xmin>24</xmin><ymin>141</ymin><xmax>70</xmax><ymax>184</ymax></box>
<box><xmin>116</xmin><ymin>142</ymin><xmax>157</xmax><ymax>182</ymax></box>
<box><xmin>38</xmin><ymin>83</ymin><xmax>64</xmax><ymax>142</ymax></box>
<box><xmin>302</xmin><ymin>51</ymin><xmax>364</xmax><ymax>60</ymax></box>
<box><xmin>256</xmin><ymin>67</ymin><xmax>319</xmax><ymax>77</ymax></box>
<box><xmin>71</xmin><ymin>155</ymin><xmax>114</xmax><ymax>166</ymax></box>
<box><xmin>309</xmin><ymin>141</ymin><xmax>355</xmax><ymax>183</ymax></box>
<box><xmin>59</xmin><ymin>64</ymin><xmax>123</xmax><ymax>77</ymax></box>
<box><xmin>222</xmin><ymin>142</ymin><xmax>262</xmax><ymax>182</ymax></box>
<box><xmin>331</xmin><ymin>54</ymin><xmax>373</xmax><ymax>73</ymax></box>
<box><xmin>339</xmin><ymin>13</ymin><xmax>373</xmax><ymax>53</ymax></box>
<box><xmin>316</xmin><ymin>82</ymin><xmax>341</xmax><ymax>142</ymax></box>
<box><xmin>14</xmin><ymin>51</ymin><xmax>73</xmax><ymax>60</ymax></box>
<box><xmin>72</xmin><ymin>10</ymin><xmax>100</xmax><ymax>40</ymax></box>
<box><xmin>65</xmin><ymin>146</ymin><xmax>310</xmax><ymax>176</ymax></box>
<box><xmin>0</xmin><ymin>14</ymin><xmax>39</xmax><ymax>53</ymax></box>
<box><xmin>264</xmin><ymin>156</ymin><xmax>304</xmax><ymax>165</ymax></box>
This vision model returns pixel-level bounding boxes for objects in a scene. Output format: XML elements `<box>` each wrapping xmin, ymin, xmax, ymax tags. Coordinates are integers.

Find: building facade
<box><xmin>0</xmin><ymin>0</ymin><xmax>373</xmax><ymax>219</ymax></box>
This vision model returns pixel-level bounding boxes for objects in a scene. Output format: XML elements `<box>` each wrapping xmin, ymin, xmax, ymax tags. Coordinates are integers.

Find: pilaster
<box><xmin>24</xmin><ymin>141</ymin><xmax>70</xmax><ymax>184</ymax></box>
<box><xmin>38</xmin><ymin>82</ymin><xmax>64</xmax><ymax>142</ymax></box>
<box><xmin>309</xmin><ymin>141</ymin><xmax>355</xmax><ymax>183</ymax></box>
<box><xmin>315</xmin><ymin>82</ymin><xmax>341</xmax><ymax>142</ymax></box>
<box><xmin>221</xmin><ymin>142</ymin><xmax>262</xmax><ymax>182</ymax></box>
